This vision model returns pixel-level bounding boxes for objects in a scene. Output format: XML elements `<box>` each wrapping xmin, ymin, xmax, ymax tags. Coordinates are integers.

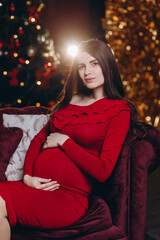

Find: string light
<box><xmin>43</xmin><ymin>53</ymin><xmax>49</xmax><ymax>57</ymax></box>
<box><xmin>24</xmin><ymin>20</ymin><xmax>29</xmax><ymax>26</ymax></box>
<box><xmin>133</xmin><ymin>77</ymin><xmax>138</xmax><ymax>82</ymax></box>
<box><xmin>126</xmin><ymin>45</ymin><xmax>131</xmax><ymax>50</ymax></box>
<box><xmin>119</xmin><ymin>24</ymin><xmax>124</xmax><ymax>29</ymax></box>
<box><xmin>123</xmin><ymin>80</ymin><xmax>128</xmax><ymax>86</ymax></box>
<box><xmin>26</xmin><ymin>1</ymin><xmax>32</xmax><ymax>5</ymax></box>
<box><xmin>14</xmin><ymin>34</ymin><xmax>18</xmax><ymax>39</ymax></box>
<box><xmin>3</xmin><ymin>71</ymin><xmax>7</xmax><ymax>75</ymax></box>
<box><xmin>108</xmin><ymin>31</ymin><xmax>113</xmax><ymax>35</ymax></box>
<box><xmin>154</xmin><ymin>116</ymin><xmax>159</xmax><ymax>127</ymax></box>
<box><xmin>136</xmin><ymin>73</ymin><xmax>140</xmax><ymax>78</ymax></box>
<box><xmin>10</xmin><ymin>15</ymin><xmax>15</xmax><ymax>20</ymax></box>
<box><xmin>145</xmin><ymin>116</ymin><xmax>151</xmax><ymax>122</ymax></box>
<box><xmin>139</xmin><ymin>32</ymin><xmax>144</xmax><ymax>36</ymax></box>
<box><xmin>36</xmin><ymin>81</ymin><xmax>41</xmax><ymax>85</ymax></box>
<box><xmin>29</xmin><ymin>17</ymin><xmax>36</xmax><ymax>23</ymax></box>
<box><xmin>48</xmin><ymin>62</ymin><xmax>52</xmax><ymax>67</ymax></box>
<box><xmin>17</xmin><ymin>99</ymin><xmax>22</xmax><ymax>104</ymax></box>
<box><xmin>36</xmin><ymin>102</ymin><xmax>41</xmax><ymax>107</ymax></box>
<box><xmin>20</xmin><ymin>82</ymin><xmax>24</xmax><ymax>86</ymax></box>
<box><xmin>13</xmin><ymin>52</ymin><xmax>18</xmax><ymax>57</ymax></box>
<box><xmin>36</xmin><ymin>25</ymin><xmax>41</xmax><ymax>30</ymax></box>
<box><xmin>25</xmin><ymin>60</ymin><xmax>30</xmax><ymax>64</ymax></box>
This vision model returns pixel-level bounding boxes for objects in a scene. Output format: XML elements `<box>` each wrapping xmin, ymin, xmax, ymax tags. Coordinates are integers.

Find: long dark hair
<box><xmin>48</xmin><ymin>39</ymin><xmax>137</xmax><ymax>129</ymax></box>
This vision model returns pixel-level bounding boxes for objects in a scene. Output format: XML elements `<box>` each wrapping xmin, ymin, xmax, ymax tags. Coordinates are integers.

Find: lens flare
<box><xmin>67</xmin><ymin>45</ymin><xmax>79</xmax><ymax>57</ymax></box>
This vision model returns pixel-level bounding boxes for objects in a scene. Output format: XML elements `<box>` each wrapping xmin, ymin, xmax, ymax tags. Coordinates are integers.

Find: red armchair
<box><xmin>0</xmin><ymin>107</ymin><xmax>159</xmax><ymax>240</ymax></box>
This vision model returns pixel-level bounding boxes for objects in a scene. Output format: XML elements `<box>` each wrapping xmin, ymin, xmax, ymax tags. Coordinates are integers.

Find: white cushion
<box><xmin>3</xmin><ymin>114</ymin><xmax>49</xmax><ymax>180</ymax></box>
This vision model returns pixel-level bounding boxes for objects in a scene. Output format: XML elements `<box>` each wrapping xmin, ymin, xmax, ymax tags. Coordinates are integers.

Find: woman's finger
<box><xmin>50</xmin><ymin>187</ymin><xmax>60</xmax><ymax>191</ymax></box>
<box><xmin>39</xmin><ymin>178</ymin><xmax>52</xmax><ymax>183</ymax></box>
<box><xmin>43</xmin><ymin>184</ymin><xmax>60</xmax><ymax>191</ymax></box>
<box><xmin>43</xmin><ymin>142</ymin><xmax>48</xmax><ymax>149</ymax></box>
<box><xmin>39</xmin><ymin>181</ymin><xmax>59</xmax><ymax>190</ymax></box>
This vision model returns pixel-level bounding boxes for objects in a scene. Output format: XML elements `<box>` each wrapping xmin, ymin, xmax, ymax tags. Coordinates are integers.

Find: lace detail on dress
<box><xmin>50</xmin><ymin>99</ymin><xmax>133</xmax><ymax>130</ymax></box>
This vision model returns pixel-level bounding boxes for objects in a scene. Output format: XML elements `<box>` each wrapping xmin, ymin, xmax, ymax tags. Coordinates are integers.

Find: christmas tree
<box><xmin>0</xmin><ymin>0</ymin><xmax>63</xmax><ymax>108</ymax></box>
<box><xmin>102</xmin><ymin>0</ymin><xmax>160</xmax><ymax>129</ymax></box>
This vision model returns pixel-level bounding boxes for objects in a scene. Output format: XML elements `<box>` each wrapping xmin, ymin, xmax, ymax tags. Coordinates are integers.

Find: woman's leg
<box><xmin>0</xmin><ymin>196</ymin><xmax>11</xmax><ymax>240</ymax></box>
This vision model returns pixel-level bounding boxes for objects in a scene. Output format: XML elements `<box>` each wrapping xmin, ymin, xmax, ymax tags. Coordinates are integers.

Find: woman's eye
<box><xmin>78</xmin><ymin>65</ymin><xmax>84</xmax><ymax>70</ymax></box>
<box><xmin>93</xmin><ymin>62</ymin><xmax>99</xmax><ymax>66</ymax></box>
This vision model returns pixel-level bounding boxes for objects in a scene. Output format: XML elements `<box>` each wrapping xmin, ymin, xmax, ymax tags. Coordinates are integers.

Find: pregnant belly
<box><xmin>32</xmin><ymin>148</ymin><xmax>91</xmax><ymax>193</ymax></box>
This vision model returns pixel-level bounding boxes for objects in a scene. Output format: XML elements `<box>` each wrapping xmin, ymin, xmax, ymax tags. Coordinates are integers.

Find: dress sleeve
<box><xmin>23</xmin><ymin>124</ymin><xmax>48</xmax><ymax>177</ymax></box>
<box><xmin>61</xmin><ymin>110</ymin><xmax>131</xmax><ymax>182</ymax></box>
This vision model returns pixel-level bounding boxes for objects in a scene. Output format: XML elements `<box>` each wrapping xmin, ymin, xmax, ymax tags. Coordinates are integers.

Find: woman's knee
<box><xmin>0</xmin><ymin>196</ymin><xmax>7</xmax><ymax>218</ymax></box>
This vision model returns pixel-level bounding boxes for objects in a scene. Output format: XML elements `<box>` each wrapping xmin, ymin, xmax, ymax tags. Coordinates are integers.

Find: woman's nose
<box><xmin>84</xmin><ymin>65</ymin><xmax>91</xmax><ymax>75</ymax></box>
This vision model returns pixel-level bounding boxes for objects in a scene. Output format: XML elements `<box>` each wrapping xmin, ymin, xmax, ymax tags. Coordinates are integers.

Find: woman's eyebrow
<box><xmin>77</xmin><ymin>59</ymin><xmax>97</xmax><ymax>65</ymax></box>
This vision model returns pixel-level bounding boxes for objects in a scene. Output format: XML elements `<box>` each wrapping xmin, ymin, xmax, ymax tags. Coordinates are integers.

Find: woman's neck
<box><xmin>92</xmin><ymin>87</ymin><xmax>106</xmax><ymax>100</ymax></box>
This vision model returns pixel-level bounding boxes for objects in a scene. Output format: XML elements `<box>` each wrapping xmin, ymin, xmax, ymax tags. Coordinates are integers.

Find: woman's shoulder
<box><xmin>102</xmin><ymin>98</ymin><xmax>133</xmax><ymax>120</ymax></box>
<box><xmin>101</xmin><ymin>98</ymin><xmax>130</xmax><ymax>109</ymax></box>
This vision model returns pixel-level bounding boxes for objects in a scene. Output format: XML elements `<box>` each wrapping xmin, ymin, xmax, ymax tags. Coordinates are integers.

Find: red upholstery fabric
<box><xmin>0</xmin><ymin>107</ymin><xmax>159</xmax><ymax>240</ymax></box>
<box><xmin>0</xmin><ymin>127</ymin><xmax>23</xmax><ymax>181</ymax></box>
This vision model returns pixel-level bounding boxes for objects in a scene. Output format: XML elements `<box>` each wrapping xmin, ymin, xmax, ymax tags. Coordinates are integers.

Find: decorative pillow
<box><xmin>0</xmin><ymin>127</ymin><xmax>23</xmax><ymax>182</ymax></box>
<box><xmin>3</xmin><ymin>114</ymin><xmax>49</xmax><ymax>181</ymax></box>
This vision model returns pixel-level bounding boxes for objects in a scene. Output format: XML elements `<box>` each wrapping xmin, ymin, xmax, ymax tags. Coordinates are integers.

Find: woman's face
<box><xmin>77</xmin><ymin>52</ymin><xmax>104</xmax><ymax>90</ymax></box>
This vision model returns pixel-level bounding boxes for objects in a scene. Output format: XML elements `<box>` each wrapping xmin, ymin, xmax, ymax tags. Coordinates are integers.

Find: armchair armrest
<box><xmin>130</xmin><ymin>122</ymin><xmax>160</xmax><ymax>240</ymax></box>
<box><xmin>130</xmin><ymin>140</ymin><xmax>155</xmax><ymax>240</ymax></box>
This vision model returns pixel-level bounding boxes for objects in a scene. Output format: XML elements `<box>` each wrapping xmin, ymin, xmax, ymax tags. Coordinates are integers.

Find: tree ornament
<box><xmin>10</xmin><ymin>3</ymin><xmax>15</xmax><ymax>12</ymax></box>
<box><xmin>18</xmin><ymin>27</ymin><xmax>24</xmax><ymax>35</ymax></box>
<box><xmin>16</xmin><ymin>42</ymin><xmax>20</xmax><ymax>47</ymax></box>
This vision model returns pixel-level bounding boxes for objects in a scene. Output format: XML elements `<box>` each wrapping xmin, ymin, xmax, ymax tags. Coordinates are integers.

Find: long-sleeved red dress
<box><xmin>0</xmin><ymin>98</ymin><xmax>133</xmax><ymax>229</ymax></box>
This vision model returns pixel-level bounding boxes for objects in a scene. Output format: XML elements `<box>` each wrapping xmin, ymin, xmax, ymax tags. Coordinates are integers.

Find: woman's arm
<box><xmin>60</xmin><ymin>111</ymin><xmax>131</xmax><ymax>182</ymax></box>
<box><xmin>23</xmin><ymin>124</ymin><xmax>60</xmax><ymax>191</ymax></box>
<box><xmin>23</xmin><ymin>124</ymin><xmax>48</xmax><ymax>177</ymax></box>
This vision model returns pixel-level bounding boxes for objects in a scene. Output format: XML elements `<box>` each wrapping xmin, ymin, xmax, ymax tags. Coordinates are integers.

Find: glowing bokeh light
<box><xmin>67</xmin><ymin>45</ymin><xmax>79</xmax><ymax>57</ymax></box>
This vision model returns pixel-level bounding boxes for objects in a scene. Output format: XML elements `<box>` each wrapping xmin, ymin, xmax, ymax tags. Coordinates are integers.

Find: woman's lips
<box><xmin>85</xmin><ymin>78</ymin><xmax>95</xmax><ymax>83</ymax></box>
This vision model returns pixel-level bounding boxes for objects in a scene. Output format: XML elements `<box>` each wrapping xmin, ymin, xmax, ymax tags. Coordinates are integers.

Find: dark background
<box><xmin>41</xmin><ymin>0</ymin><xmax>105</xmax><ymax>62</ymax></box>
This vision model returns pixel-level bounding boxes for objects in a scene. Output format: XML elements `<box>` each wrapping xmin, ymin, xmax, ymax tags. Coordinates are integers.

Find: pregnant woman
<box><xmin>0</xmin><ymin>39</ymin><xmax>136</xmax><ymax>240</ymax></box>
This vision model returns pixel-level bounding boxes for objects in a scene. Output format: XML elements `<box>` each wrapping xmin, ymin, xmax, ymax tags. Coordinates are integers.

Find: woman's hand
<box><xmin>42</xmin><ymin>132</ymin><xmax>69</xmax><ymax>149</ymax></box>
<box><xmin>23</xmin><ymin>174</ymin><xmax>60</xmax><ymax>191</ymax></box>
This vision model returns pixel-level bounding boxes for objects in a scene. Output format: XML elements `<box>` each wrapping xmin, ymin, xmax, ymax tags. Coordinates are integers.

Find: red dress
<box><xmin>0</xmin><ymin>98</ymin><xmax>133</xmax><ymax>228</ymax></box>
